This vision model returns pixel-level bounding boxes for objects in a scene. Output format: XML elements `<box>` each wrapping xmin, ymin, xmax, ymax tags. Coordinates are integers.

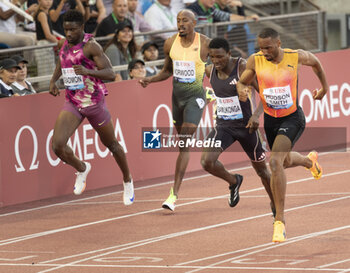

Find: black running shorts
<box><xmin>264</xmin><ymin>106</ymin><xmax>306</xmax><ymax>149</ymax></box>
<box><xmin>207</xmin><ymin>125</ymin><xmax>266</xmax><ymax>162</ymax></box>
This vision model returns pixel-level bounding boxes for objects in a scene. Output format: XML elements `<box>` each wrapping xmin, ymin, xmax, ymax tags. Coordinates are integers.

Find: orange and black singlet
<box><xmin>255</xmin><ymin>49</ymin><xmax>299</xmax><ymax>118</ymax></box>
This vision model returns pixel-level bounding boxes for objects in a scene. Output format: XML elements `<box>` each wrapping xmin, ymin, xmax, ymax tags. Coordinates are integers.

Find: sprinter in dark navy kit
<box><xmin>201</xmin><ymin>38</ymin><xmax>275</xmax><ymax>211</ymax></box>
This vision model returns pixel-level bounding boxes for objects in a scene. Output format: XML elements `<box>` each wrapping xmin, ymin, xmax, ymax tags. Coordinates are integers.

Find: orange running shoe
<box><xmin>307</xmin><ymin>151</ymin><xmax>322</xmax><ymax>180</ymax></box>
<box><xmin>272</xmin><ymin>221</ymin><xmax>286</xmax><ymax>243</ymax></box>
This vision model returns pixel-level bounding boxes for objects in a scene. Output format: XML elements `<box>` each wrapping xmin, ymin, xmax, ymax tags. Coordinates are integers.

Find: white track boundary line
<box><xmin>1</xmin><ymin>150</ymin><xmax>347</xmax><ymax>218</ymax></box>
<box><xmin>33</xmin><ymin>195</ymin><xmax>350</xmax><ymax>273</ymax></box>
<box><xmin>0</xmin><ymin>165</ymin><xmax>253</xmax><ymax>218</ymax></box>
<box><xmin>184</xmin><ymin>224</ymin><xmax>350</xmax><ymax>273</ymax></box>
<box><xmin>318</xmin><ymin>258</ymin><xmax>350</xmax><ymax>269</ymax></box>
<box><xmin>0</xmin><ymin>263</ymin><xmax>344</xmax><ymax>271</ymax></box>
<box><xmin>0</xmin><ymin>170</ymin><xmax>349</xmax><ymax>247</ymax></box>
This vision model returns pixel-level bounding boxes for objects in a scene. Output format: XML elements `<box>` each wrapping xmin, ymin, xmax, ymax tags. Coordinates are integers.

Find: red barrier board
<box><xmin>0</xmin><ymin>49</ymin><xmax>349</xmax><ymax>207</ymax></box>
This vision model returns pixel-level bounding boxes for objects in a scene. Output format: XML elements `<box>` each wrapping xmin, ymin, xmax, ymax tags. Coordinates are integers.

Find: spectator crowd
<box><xmin>0</xmin><ymin>0</ymin><xmax>258</xmax><ymax>96</ymax></box>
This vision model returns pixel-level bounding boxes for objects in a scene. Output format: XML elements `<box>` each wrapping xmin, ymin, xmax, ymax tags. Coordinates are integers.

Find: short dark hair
<box><xmin>63</xmin><ymin>10</ymin><xmax>84</xmax><ymax>26</ymax></box>
<box><xmin>258</xmin><ymin>28</ymin><xmax>279</xmax><ymax>39</ymax></box>
<box><xmin>209</xmin><ymin>38</ymin><xmax>230</xmax><ymax>52</ymax></box>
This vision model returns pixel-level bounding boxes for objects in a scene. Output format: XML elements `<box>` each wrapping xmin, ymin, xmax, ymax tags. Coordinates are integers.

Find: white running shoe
<box><xmin>123</xmin><ymin>179</ymin><xmax>134</xmax><ymax>205</ymax></box>
<box><xmin>74</xmin><ymin>162</ymin><xmax>91</xmax><ymax>195</ymax></box>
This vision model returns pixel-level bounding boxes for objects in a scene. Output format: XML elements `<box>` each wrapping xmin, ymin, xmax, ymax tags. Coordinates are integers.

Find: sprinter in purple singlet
<box><xmin>49</xmin><ymin>10</ymin><xmax>134</xmax><ymax>205</ymax></box>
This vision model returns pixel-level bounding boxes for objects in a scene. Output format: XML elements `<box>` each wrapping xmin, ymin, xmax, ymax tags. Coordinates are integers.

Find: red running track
<box><xmin>0</xmin><ymin>150</ymin><xmax>349</xmax><ymax>273</ymax></box>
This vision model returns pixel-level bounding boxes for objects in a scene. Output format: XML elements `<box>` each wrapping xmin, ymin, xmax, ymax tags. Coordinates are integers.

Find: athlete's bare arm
<box><xmin>238</xmin><ymin>58</ymin><xmax>261</xmax><ymax>132</ymax></box>
<box><xmin>205</xmin><ymin>64</ymin><xmax>213</xmax><ymax>78</ymax></box>
<box><xmin>139</xmin><ymin>35</ymin><xmax>176</xmax><ymax>88</ymax></box>
<box><xmin>237</xmin><ymin>54</ymin><xmax>256</xmax><ymax>102</ymax></box>
<box><xmin>200</xmin><ymin>34</ymin><xmax>211</xmax><ymax>63</ymax></box>
<box><xmin>49</xmin><ymin>57</ymin><xmax>63</xmax><ymax>97</ymax></box>
<box><xmin>49</xmin><ymin>38</ymin><xmax>65</xmax><ymax>96</ymax></box>
<box><xmin>298</xmin><ymin>49</ymin><xmax>328</xmax><ymax>100</ymax></box>
<box><xmin>75</xmin><ymin>39</ymin><xmax>115</xmax><ymax>81</ymax></box>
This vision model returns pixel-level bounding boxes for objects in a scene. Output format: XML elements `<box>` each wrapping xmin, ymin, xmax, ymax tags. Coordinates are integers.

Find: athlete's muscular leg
<box><xmin>200</xmin><ymin>149</ymin><xmax>237</xmax><ymax>185</ymax></box>
<box><xmin>94</xmin><ymin>120</ymin><xmax>132</xmax><ymax>182</ymax></box>
<box><xmin>269</xmin><ymin>134</ymin><xmax>292</xmax><ymax>223</ymax></box>
<box><xmin>173</xmin><ymin>122</ymin><xmax>197</xmax><ymax>197</ymax></box>
<box><xmin>251</xmin><ymin>160</ymin><xmax>275</xmax><ymax>212</ymax></box>
<box><xmin>52</xmin><ymin>111</ymin><xmax>85</xmax><ymax>172</ymax></box>
<box><xmin>283</xmin><ymin>152</ymin><xmax>313</xmax><ymax>169</ymax></box>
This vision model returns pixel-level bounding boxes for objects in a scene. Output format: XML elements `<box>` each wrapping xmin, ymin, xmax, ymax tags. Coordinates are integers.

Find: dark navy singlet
<box><xmin>210</xmin><ymin>57</ymin><xmax>253</xmax><ymax>126</ymax></box>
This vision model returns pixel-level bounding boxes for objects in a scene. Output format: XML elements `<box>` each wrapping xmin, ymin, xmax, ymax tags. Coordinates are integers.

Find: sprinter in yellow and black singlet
<box><xmin>237</xmin><ymin>28</ymin><xmax>329</xmax><ymax>243</ymax></box>
<box><xmin>139</xmin><ymin>9</ymin><xmax>224</xmax><ymax>212</ymax></box>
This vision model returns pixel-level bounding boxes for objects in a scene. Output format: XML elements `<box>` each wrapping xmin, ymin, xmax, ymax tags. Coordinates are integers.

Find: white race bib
<box><xmin>263</xmin><ymin>85</ymin><xmax>293</xmax><ymax>109</ymax></box>
<box><xmin>173</xmin><ymin>60</ymin><xmax>196</xmax><ymax>83</ymax></box>
<box><xmin>216</xmin><ymin>96</ymin><xmax>243</xmax><ymax>120</ymax></box>
<box><xmin>62</xmin><ymin>68</ymin><xmax>84</xmax><ymax>90</ymax></box>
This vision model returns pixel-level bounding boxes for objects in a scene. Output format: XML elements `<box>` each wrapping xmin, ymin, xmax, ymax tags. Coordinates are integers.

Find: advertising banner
<box><xmin>0</xmin><ymin>49</ymin><xmax>349</xmax><ymax>207</ymax></box>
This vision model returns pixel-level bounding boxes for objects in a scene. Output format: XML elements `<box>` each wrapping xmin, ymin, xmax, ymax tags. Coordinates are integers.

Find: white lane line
<box><xmin>318</xmin><ymin>258</ymin><xmax>350</xmax><ymax>268</ymax></box>
<box><xmin>1</xmin><ymin>170</ymin><xmax>349</xmax><ymax>247</ymax></box>
<box><xmin>64</xmin><ymin>192</ymin><xmax>350</xmax><ymax>205</ymax></box>
<box><xmin>178</xmin><ymin>196</ymin><xmax>350</xmax><ymax>267</ymax></box>
<box><xmin>184</xmin><ymin>224</ymin><xmax>350</xmax><ymax>273</ymax></box>
<box><xmin>0</xmin><ymin>165</ymin><xmax>253</xmax><ymax>218</ymax></box>
<box><xmin>35</xmin><ymin>195</ymin><xmax>350</xmax><ymax>273</ymax></box>
<box><xmin>1</xmin><ymin>149</ymin><xmax>347</xmax><ymax>217</ymax></box>
<box><xmin>0</xmin><ymin>263</ymin><xmax>344</xmax><ymax>271</ymax></box>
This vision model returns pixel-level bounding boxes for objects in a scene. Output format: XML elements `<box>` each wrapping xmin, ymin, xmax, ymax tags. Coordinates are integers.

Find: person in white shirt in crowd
<box><xmin>144</xmin><ymin>0</ymin><xmax>177</xmax><ymax>39</ymax></box>
<box><xmin>11</xmin><ymin>55</ymin><xmax>36</xmax><ymax>95</ymax></box>
<box><xmin>171</xmin><ymin>0</ymin><xmax>195</xmax><ymax>15</ymax></box>
<box><xmin>141</xmin><ymin>41</ymin><xmax>159</xmax><ymax>77</ymax></box>
<box><xmin>0</xmin><ymin>0</ymin><xmax>35</xmax><ymax>48</ymax></box>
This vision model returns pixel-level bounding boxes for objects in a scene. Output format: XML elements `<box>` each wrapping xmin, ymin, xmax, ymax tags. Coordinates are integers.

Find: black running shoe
<box><xmin>228</xmin><ymin>174</ymin><xmax>243</xmax><ymax>207</ymax></box>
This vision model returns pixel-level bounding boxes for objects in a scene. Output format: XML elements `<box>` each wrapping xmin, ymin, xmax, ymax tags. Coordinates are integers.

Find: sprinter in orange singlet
<box><xmin>237</xmin><ymin>28</ymin><xmax>328</xmax><ymax>243</ymax></box>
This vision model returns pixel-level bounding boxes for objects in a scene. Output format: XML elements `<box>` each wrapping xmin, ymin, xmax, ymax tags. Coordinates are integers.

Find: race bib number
<box><xmin>263</xmin><ymin>85</ymin><xmax>293</xmax><ymax>109</ymax></box>
<box><xmin>62</xmin><ymin>68</ymin><xmax>84</xmax><ymax>90</ymax></box>
<box><xmin>216</xmin><ymin>96</ymin><xmax>243</xmax><ymax>120</ymax></box>
<box><xmin>173</xmin><ymin>60</ymin><xmax>196</xmax><ymax>83</ymax></box>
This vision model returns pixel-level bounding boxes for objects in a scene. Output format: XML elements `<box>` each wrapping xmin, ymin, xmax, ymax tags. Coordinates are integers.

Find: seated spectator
<box><xmin>0</xmin><ymin>0</ymin><xmax>35</xmax><ymax>48</ymax></box>
<box><xmin>214</xmin><ymin>0</ymin><xmax>258</xmax><ymax>57</ymax></box>
<box><xmin>103</xmin><ymin>0</ymin><xmax>113</xmax><ymax>16</ymax></box>
<box><xmin>49</xmin><ymin>0</ymin><xmax>89</xmax><ymax>37</ymax></box>
<box><xmin>128</xmin><ymin>58</ymin><xmax>146</xmax><ymax>79</ymax></box>
<box><xmin>144</xmin><ymin>0</ymin><xmax>177</xmax><ymax>39</ymax></box>
<box><xmin>141</xmin><ymin>41</ymin><xmax>159</xmax><ymax>77</ymax></box>
<box><xmin>127</xmin><ymin>0</ymin><xmax>152</xmax><ymax>45</ymax></box>
<box><xmin>188</xmin><ymin>0</ymin><xmax>258</xmax><ymax>24</ymax></box>
<box><xmin>35</xmin><ymin>0</ymin><xmax>58</xmax><ymax>43</ymax></box>
<box><xmin>104</xmin><ymin>20</ymin><xmax>137</xmax><ymax>81</ymax></box>
<box><xmin>0</xmin><ymin>58</ymin><xmax>20</xmax><ymax>98</ymax></box>
<box><xmin>85</xmin><ymin>0</ymin><xmax>106</xmax><ymax>34</ymax></box>
<box><xmin>171</xmin><ymin>0</ymin><xmax>195</xmax><ymax>15</ymax></box>
<box><xmin>96</xmin><ymin>0</ymin><xmax>132</xmax><ymax>37</ymax></box>
<box><xmin>35</xmin><ymin>0</ymin><xmax>58</xmax><ymax>89</ymax></box>
<box><xmin>11</xmin><ymin>55</ymin><xmax>36</xmax><ymax>95</ymax></box>
<box><xmin>137</xmin><ymin>0</ymin><xmax>153</xmax><ymax>14</ymax></box>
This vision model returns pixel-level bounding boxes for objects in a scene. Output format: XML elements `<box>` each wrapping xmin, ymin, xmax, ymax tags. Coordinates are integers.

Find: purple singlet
<box><xmin>59</xmin><ymin>33</ymin><xmax>108</xmax><ymax>109</ymax></box>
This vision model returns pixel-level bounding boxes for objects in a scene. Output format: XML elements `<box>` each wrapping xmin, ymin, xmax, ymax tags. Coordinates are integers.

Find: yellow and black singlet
<box><xmin>169</xmin><ymin>32</ymin><xmax>206</xmax><ymax>100</ymax></box>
